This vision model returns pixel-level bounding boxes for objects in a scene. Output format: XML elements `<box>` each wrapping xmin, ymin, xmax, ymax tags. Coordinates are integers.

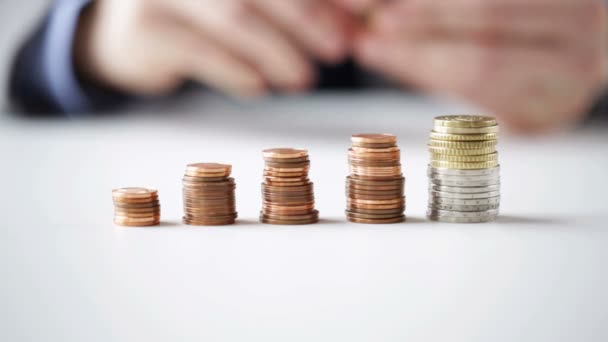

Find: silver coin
<box><xmin>428</xmin><ymin>214</ymin><xmax>499</xmax><ymax>223</ymax></box>
<box><xmin>428</xmin><ymin>203</ymin><xmax>500</xmax><ymax>212</ymax></box>
<box><xmin>428</xmin><ymin>166</ymin><xmax>500</xmax><ymax>176</ymax></box>
<box><xmin>427</xmin><ymin>208</ymin><xmax>499</xmax><ymax>218</ymax></box>
<box><xmin>429</xmin><ymin>179</ymin><xmax>500</xmax><ymax>187</ymax></box>
<box><xmin>430</xmin><ymin>196</ymin><xmax>501</xmax><ymax>205</ymax></box>
<box><xmin>429</xmin><ymin>190</ymin><xmax>501</xmax><ymax>199</ymax></box>
<box><xmin>428</xmin><ymin>172</ymin><xmax>500</xmax><ymax>182</ymax></box>
<box><xmin>429</xmin><ymin>184</ymin><xmax>500</xmax><ymax>194</ymax></box>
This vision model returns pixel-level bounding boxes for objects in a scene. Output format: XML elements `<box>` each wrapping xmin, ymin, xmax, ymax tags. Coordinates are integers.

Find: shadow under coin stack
<box><xmin>112</xmin><ymin>188</ymin><xmax>161</xmax><ymax>227</ymax></box>
<box><xmin>182</xmin><ymin>163</ymin><xmax>237</xmax><ymax>226</ymax></box>
<box><xmin>427</xmin><ymin>115</ymin><xmax>501</xmax><ymax>223</ymax></box>
<box><xmin>260</xmin><ymin>148</ymin><xmax>319</xmax><ymax>225</ymax></box>
<box><xmin>346</xmin><ymin>134</ymin><xmax>406</xmax><ymax>224</ymax></box>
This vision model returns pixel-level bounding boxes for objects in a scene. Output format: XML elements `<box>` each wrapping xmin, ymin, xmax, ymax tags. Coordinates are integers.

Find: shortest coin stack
<box><xmin>260</xmin><ymin>148</ymin><xmax>319</xmax><ymax>225</ymax></box>
<box><xmin>346</xmin><ymin>133</ymin><xmax>406</xmax><ymax>224</ymax></box>
<box><xmin>183</xmin><ymin>163</ymin><xmax>237</xmax><ymax>226</ymax></box>
<box><xmin>112</xmin><ymin>188</ymin><xmax>161</xmax><ymax>227</ymax></box>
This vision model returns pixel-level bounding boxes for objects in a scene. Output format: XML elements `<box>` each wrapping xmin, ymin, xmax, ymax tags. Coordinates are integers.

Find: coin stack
<box><xmin>427</xmin><ymin>115</ymin><xmax>501</xmax><ymax>223</ymax></box>
<box><xmin>112</xmin><ymin>188</ymin><xmax>161</xmax><ymax>227</ymax></box>
<box><xmin>182</xmin><ymin>163</ymin><xmax>238</xmax><ymax>226</ymax></box>
<box><xmin>345</xmin><ymin>134</ymin><xmax>406</xmax><ymax>224</ymax></box>
<box><xmin>260</xmin><ymin>148</ymin><xmax>319</xmax><ymax>225</ymax></box>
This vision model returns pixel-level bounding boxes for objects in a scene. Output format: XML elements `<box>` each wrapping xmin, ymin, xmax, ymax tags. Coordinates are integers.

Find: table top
<box><xmin>1</xmin><ymin>92</ymin><xmax>607</xmax><ymax>342</ymax></box>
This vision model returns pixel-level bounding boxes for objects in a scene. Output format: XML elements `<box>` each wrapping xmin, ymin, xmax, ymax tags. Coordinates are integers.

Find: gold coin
<box><xmin>351</xmin><ymin>133</ymin><xmax>397</xmax><ymax>144</ymax></box>
<box><xmin>112</xmin><ymin>188</ymin><xmax>157</xmax><ymax>199</ymax></box>
<box><xmin>428</xmin><ymin>146</ymin><xmax>496</xmax><ymax>156</ymax></box>
<box><xmin>431</xmin><ymin>152</ymin><xmax>498</xmax><ymax>162</ymax></box>
<box><xmin>432</xmin><ymin>125</ymin><xmax>499</xmax><ymax>134</ymax></box>
<box><xmin>430</xmin><ymin>132</ymin><xmax>498</xmax><ymax>141</ymax></box>
<box><xmin>428</xmin><ymin>139</ymin><xmax>497</xmax><ymax>149</ymax></box>
<box><xmin>430</xmin><ymin>160</ymin><xmax>499</xmax><ymax>169</ymax></box>
<box><xmin>186</xmin><ymin>163</ymin><xmax>231</xmax><ymax>172</ymax></box>
<box><xmin>434</xmin><ymin>115</ymin><xmax>497</xmax><ymax>128</ymax></box>
<box><xmin>263</xmin><ymin>148</ymin><xmax>308</xmax><ymax>159</ymax></box>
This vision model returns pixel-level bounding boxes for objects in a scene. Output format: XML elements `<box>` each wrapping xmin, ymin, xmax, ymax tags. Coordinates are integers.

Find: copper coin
<box><xmin>263</xmin><ymin>148</ymin><xmax>308</xmax><ymax>159</ymax></box>
<box><xmin>260</xmin><ymin>217</ymin><xmax>319</xmax><ymax>225</ymax></box>
<box><xmin>112</xmin><ymin>188</ymin><xmax>158</xmax><ymax>199</ymax></box>
<box><xmin>182</xmin><ymin>176</ymin><xmax>234</xmax><ymax>183</ymax></box>
<box><xmin>115</xmin><ymin>206</ymin><xmax>161</xmax><ymax>214</ymax></box>
<box><xmin>263</xmin><ymin>171</ymin><xmax>308</xmax><ymax>178</ymax></box>
<box><xmin>350</xmin><ymin>146</ymin><xmax>400</xmax><ymax>153</ymax></box>
<box><xmin>114</xmin><ymin>220</ymin><xmax>161</xmax><ymax>227</ymax></box>
<box><xmin>114</xmin><ymin>201</ymin><xmax>160</xmax><ymax>209</ymax></box>
<box><xmin>262</xmin><ymin>209</ymin><xmax>315</xmax><ymax>216</ymax></box>
<box><xmin>346</xmin><ymin>207</ymin><xmax>405</xmax><ymax>215</ymax></box>
<box><xmin>264</xmin><ymin>161</ymin><xmax>310</xmax><ymax>168</ymax></box>
<box><xmin>113</xmin><ymin>196</ymin><xmax>158</xmax><ymax>204</ymax></box>
<box><xmin>345</xmin><ymin>210</ymin><xmax>404</xmax><ymax>220</ymax></box>
<box><xmin>263</xmin><ymin>202</ymin><xmax>315</xmax><ymax>210</ymax></box>
<box><xmin>186</xmin><ymin>163</ymin><xmax>231</xmax><ymax>173</ymax></box>
<box><xmin>114</xmin><ymin>211</ymin><xmax>160</xmax><ymax>218</ymax></box>
<box><xmin>346</xmin><ymin>216</ymin><xmax>406</xmax><ymax>224</ymax></box>
<box><xmin>183</xmin><ymin>217</ymin><xmax>236</xmax><ymax>226</ymax></box>
<box><xmin>265</xmin><ymin>181</ymin><xmax>310</xmax><ymax>187</ymax></box>
<box><xmin>263</xmin><ymin>184</ymin><xmax>313</xmax><ymax>192</ymax></box>
<box><xmin>264</xmin><ymin>157</ymin><xmax>310</xmax><ymax>163</ymax></box>
<box><xmin>114</xmin><ymin>216</ymin><xmax>161</xmax><ymax>224</ymax></box>
<box><xmin>348</xmin><ymin>197</ymin><xmax>405</xmax><ymax>204</ymax></box>
<box><xmin>351</xmin><ymin>133</ymin><xmax>397</xmax><ymax>144</ymax></box>
<box><xmin>347</xmin><ymin>183</ymin><xmax>404</xmax><ymax>191</ymax></box>
<box><xmin>346</xmin><ymin>188</ymin><xmax>403</xmax><ymax>195</ymax></box>
<box><xmin>348</xmin><ymin>203</ymin><xmax>405</xmax><ymax>210</ymax></box>
<box><xmin>351</xmin><ymin>142</ymin><xmax>397</xmax><ymax>148</ymax></box>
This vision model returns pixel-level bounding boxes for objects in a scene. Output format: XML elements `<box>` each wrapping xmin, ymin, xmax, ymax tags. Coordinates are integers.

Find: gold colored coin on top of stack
<box><xmin>112</xmin><ymin>188</ymin><xmax>160</xmax><ymax>227</ymax></box>
<box><xmin>260</xmin><ymin>148</ymin><xmax>319</xmax><ymax>225</ymax></box>
<box><xmin>345</xmin><ymin>134</ymin><xmax>406</xmax><ymax>224</ymax></box>
<box><xmin>182</xmin><ymin>163</ymin><xmax>237</xmax><ymax>226</ymax></box>
<box><xmin>427</xmin><ymin>115</ymin><xmax>501</xmax><ymax>223</ymax></box>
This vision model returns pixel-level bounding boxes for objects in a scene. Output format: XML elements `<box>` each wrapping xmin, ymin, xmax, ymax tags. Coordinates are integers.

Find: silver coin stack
<box><xmin>427</xmin><ymin>115</ymin><xmax>501</xmax><ymax>223</ymax></box>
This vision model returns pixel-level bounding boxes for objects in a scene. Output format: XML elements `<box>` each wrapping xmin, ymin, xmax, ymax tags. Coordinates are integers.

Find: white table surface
<box><xmin>1</xmin><ymin>92</ymin><xmax>607</xmax><ymax>342</ymax></box>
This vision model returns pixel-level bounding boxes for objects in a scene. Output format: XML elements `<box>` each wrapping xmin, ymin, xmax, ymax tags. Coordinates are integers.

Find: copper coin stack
<box><xmin>346</xmin><ymin>134</ymin><xmax>406</xmax><ymax>224</ymax></box>
<box><xmin>112</xmin><ymin>188</ymin><xmax>161</xmax><ymax>227</ymax></box>
<box><xmin>260</xmin><ymin>148</ymin><xmax>319</xmax><ymax>225</ymax></box>
<box><xmin>182</xmin><ymin>163</ymin><xmax>237</xmax><ymax>226</ymax></box>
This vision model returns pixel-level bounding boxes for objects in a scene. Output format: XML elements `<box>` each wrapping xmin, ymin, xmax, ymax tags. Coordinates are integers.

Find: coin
<box><xmin>430</xmin><ymin>152</ymin><xmax>498</xmax><ymax>163</ymax></box>
<box><xmin>428</xmin><ymin>139</ymin><xmax>498</xmax><ymax>149</ymax></box>
<box><xmin>114</xmin><ymin>220</ymin><xmax>161</xmax><ymax>227</ymax></box>
<box><xmin>429</xmin><ymin>184</ymin><xmax>500</xmax><ymax>193</ymax></box>
<box><xmin>186</xmin><ymin>163</ymin><xmax>231</xmax><ymax>173</ymax></box>
<box><xmin>429</xmin><ymin>190</ymin><xmax>500</xmax><ymax>199</ymax></box>
<box><xmin>429</xmin><ymin>203</ymin><xmax>500</xmax><ymax>212</ymax></box>
<box><xmin>345</xmin><ymin>211</ymin><xmax>404</xmax><ymax>220</ymax></box>
<box><xmin>428</xmin><ymin>166</ymin><xmax>500</xmax><ymax>176</ymax></box>
<box><xmin>428</xmin><ymin>215</ymin><xmax>498</xmax><ymax>223</ymax></box>
<box><xmin>427</xmin><ymin>208</ymin><xmax>499</xmax><ymax>218</ymax></box>
<box><xmin>432</xmin><ymin>125</ymin><xmax>499</xmax><ymax>134</ymax></box>
<box><xmin>431</xmin><ymin>196</ymin><xmax>501</xmax><ymax>206</ymax></box>
<box><xmin>351</xmin><ymin>133</ymin><xmax>397</xmax><ymax>144</ymax></box>
<box><xmin>347</xmin><ymin>216</ymin><xmax>406</xmax><ymax>224</ymax></box>
<box><xmin>263</xmin><ymin>148</ymin><xmax>308</xmax><ymax>159</ymax></box>
<box><xmin>430</xmin><ymin>160</ymin><xmax>499</xmax><ymax>169</ymax></box>
<box><xmin>429</xmin><ymin>132</ymin><xmax>498</xmax><ymax>141</ymax></box>
<box><xmin>259</xmin><ymin>217</ymin><xmax>319</xmax><ymax>225</ymax></box>
<box><xmin>434</xmin><ymin>115</ymin><xmax>497</xmax><ymax>128</ymax></box>
<box><xmin>112</xmin><ymin>188</ymin><xmax>157</xmax><ymax>199</ymax></box>
<box><xmin>428</xmin><ymin>146</ymin><xmax>496</xmax><ymax>156</ymax></box>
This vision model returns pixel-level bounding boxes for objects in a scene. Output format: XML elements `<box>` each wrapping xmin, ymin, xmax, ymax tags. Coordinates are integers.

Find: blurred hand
<box><xmin>75</xmin><ymin>0</ymin><xmax>351</xmax><ymax>97</ymax></box>
<box><xmin>355</xmin><ymin>0</ymin><xmax>608</xmax><ymax>131</ymax></box>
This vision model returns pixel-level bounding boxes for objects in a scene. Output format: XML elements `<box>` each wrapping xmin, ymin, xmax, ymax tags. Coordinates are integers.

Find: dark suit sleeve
<box><xmin>8</xmin><ymin>0</ymin><xmax>127</xmax><ymax>116</ymax></box>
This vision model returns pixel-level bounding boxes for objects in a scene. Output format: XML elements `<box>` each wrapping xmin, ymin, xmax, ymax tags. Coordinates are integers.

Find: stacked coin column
<box><xmin>182</xmin><ymin>163</ymin><xmax>237</xmax><ymax>226</ymax></box>
<box><xmin>260</xmin><ymin>148</ymin><xmax>319</xmax><ymax>225</ymax></box>
<box><xmin>112</xmin><ymin>188</ymin><xmax>161</xmax><ymax>227</ymax></box>
<box><xmin>346</xmin><ymin>134</ymin><xmax>406</xmax><ymax>224</ymax></box>
<box><xmin>427</xmin><ymin>115</ymin><xmax>500</xmax><ymax>223</ymax></box>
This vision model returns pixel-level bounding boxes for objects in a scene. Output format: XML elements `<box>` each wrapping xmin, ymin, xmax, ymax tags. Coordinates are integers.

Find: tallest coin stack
<box><xmin>427</xmin><ymin>115</ymin><xmax>501</xmax><ymax>223</ymax></box>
